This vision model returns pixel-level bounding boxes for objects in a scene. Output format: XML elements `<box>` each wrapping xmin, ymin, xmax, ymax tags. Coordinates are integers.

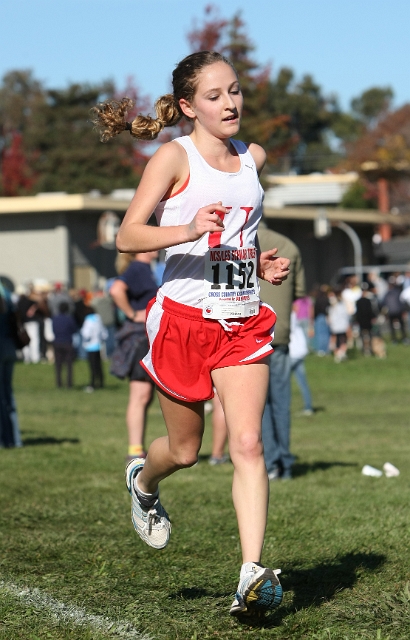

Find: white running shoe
<box><xmin>230</xmin><ymin>563</ymin><xmax>283</xmax><ymax>616</ymax></box>
<box><xmin>125</xmin><ymin>458</ymin><xmax>171</xmax><ymax>550</ymax></box>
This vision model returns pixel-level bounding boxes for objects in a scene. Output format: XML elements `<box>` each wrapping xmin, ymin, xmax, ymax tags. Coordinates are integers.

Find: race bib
<box><xmin>203</xmin><ymin>246</ymin><xmax>260</xmax><ymax>319</ymax></box>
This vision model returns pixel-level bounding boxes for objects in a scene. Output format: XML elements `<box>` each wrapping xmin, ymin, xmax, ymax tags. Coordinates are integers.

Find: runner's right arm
<box><xmin>116</xmin><ymin>142</ymin><xmax>227</xmax><ymax>254</ymax></box>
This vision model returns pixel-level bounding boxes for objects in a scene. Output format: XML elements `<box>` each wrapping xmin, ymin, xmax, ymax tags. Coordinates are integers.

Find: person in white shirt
<box><xmin>289</xmin><ymin>308</ymin><xmax>313</xmax><ymax>415</ymax></box>
<box><xmin>328</xmin><ymin>287</ymin><xmax>350</xmax><ymax>362</ymax></box>
<box><xmin>81</xmin><ymin>307</ymin><xmax>108</xmax><ymax>392</ymax></box>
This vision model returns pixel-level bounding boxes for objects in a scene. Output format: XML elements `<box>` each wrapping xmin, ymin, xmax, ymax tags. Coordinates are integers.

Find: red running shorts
<box><xmin>141</xmin><ymin>294</ymin><xmax>276</xmax><ymax>402</ymax></box>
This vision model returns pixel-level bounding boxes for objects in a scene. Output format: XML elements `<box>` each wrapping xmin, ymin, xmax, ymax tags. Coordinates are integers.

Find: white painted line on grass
<box><xmin>0</xmin><ymin>579</ymin><xmax>152</xmax><ymax>640</ymax></box>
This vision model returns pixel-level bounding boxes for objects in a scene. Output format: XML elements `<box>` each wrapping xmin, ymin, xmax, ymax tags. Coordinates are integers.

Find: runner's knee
<box><xmin>230</xmin><ymin>431</ymin><xmax>263</xmax><ymax>461</ymax></box>
<box><xmin>169</xmin><ymin>443</ymin><xmax>200</xmax><ymax>468</ymax></box>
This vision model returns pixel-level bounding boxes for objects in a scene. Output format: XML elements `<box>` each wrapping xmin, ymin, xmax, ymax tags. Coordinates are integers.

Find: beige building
<box><xmin>0</xmin><ymin>184</ymin><xmax>407</xmax><ymax>291</ymax></box>
<box><xmin>0</xmin><ymin>193</ymin><xmax>131</xmax><ymax>290</ymax></box>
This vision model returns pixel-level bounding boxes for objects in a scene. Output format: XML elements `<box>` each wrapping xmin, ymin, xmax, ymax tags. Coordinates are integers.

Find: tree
<box><xmin>267</xmin><ymin>69</ymin><xmax>342</xmax><ymax>172</ymax></box>
<box><xmin>0</xmin><ymin>132</ymin><xmax>35</xmax><ymax>196</ymax></box>
<box><xmin>351</xmin><ymin>86</ymin><xmax>393</xmax><ymax>127</ymax></box>
<box><xmin>187</xmin><ymin>6</ymin><xmax>344</xmax><ymax>173</ymax></box>
<box><xmin>0</xmin><ymin>70</ymin><xmax>44</xmax><ymax>195</ymax></box>
<box><xmin>187</xmin><ymin>6</ymin><xmax>293</xmax><ymax>166</ymax></box>
<box><xmin>0</xmin><ymin>71</ymin><xmax>151</xmax><ymax>195</ymax></box>
<box><xmin>345</xmin><ymin>104</ymin><xmax>410</xmax><ymax>174</ymax></box>
<box><xmin>344</xmin><ymin>104</ymin><xmax>410</xmax><ymax>214</ymax></box>
<box><xmin>340</xmin><ymin>180</ymin><xmax>377</xmax><ymax>209</ymax></box>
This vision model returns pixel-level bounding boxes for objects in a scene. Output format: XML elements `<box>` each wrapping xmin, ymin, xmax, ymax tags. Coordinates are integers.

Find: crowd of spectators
<box><xmin>309</xmin><ymin>269</ymin><xmax>410</xmax><ymax>362</ymax></box>
<box><xmin>10</xmin><ymin>282</ymin><xmax>117</xmax><ymax>391</ymax></box>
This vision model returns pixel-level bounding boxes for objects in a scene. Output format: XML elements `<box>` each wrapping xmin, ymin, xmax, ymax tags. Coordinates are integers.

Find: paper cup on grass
<box><xmin>383</xmin><ymin>462</ymin><xmax>400</xmax><ymax>478</ymax></box>
<box><xmin>362</xmin><ymin>465</ymin><xmax>383</xmax><ymax>477</ymax></box>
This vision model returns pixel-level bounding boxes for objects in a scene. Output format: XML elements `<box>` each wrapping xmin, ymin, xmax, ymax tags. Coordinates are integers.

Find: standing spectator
<box><xmin>81</xmin><ymin>307</ymin><xmax>107</xmax><ymax>392</ymax></box>
<box><xmin>293</xmin><ymin>295</ymin><xmax>313</xmax><ymax>348</ymax></box>
<box><xmin>73</xmin><ymin>290</ymin><xmax>90</xmax><ymax>360</ymax></box>
<box><xmin>34</xmin><ymin>284</ymin><xmax>51</xmax><ymax>362</ymax></box>
<box><xmin>313</xmin><ymin>285</ymin><xmax>330</xmax><ymax>356</ymax></box>
<box><xmin>382</xmin><ymin>277</ymin><xmax>407</xmax><ymax>343</ymax></box>
<box><xmin>48</xmin><ymin>283</ymin><xmax>75</xmax><ymax>317</ymax></box>
<box><xmin>341</xmin><ymin>275</ymin><xmax>361</xmax><ymax>349</ymax></box>
<box><xmin>0</xmin><ymin>281</ymin><xmax>22</xmax><ymax>448</ymax></box>
<box><xmin>52</xmin><ymin>302</ymin><xmax>78</xmax><ymax>388</ymax></box>
<box><xmin>92</xmin><ymin>290</ymin><xmax>116</xmax><ymax>358</ymax></box>
<box><xmin>355</xmin><ymin>283</ymin><xmax>377</xmax><ymax>356</ymax></box>
<box><xmin>368</xmin><ymin>270</ymin><xmax>388</xmax><ymax>306</ymax></box>
<box><xmin>16</xmin><ymin>284</ymin><xmax>41</xmax><ymax>363</ymax></box>
<box><xmin>258</xmin><ymin>221</ymin><xmax>306</xmax><ymax>481</ymax></box>
<box><xmin>328</xmin><ymin>287</ymin><xmax>350</xmax><ymax>363</ymax></box>
<box><xmin>341</xmin><ymin>275</ymin><xmax>361</xmax><ymax>318</ymax></box>
<box><xmin>289</xmin><ymin>308</ymin><xmax>313</xmax><ymax>415</ymax></box>
<box><xmin>110</xmin><ymin>252</ymin><xmax>158</xmax><ymax>461</ymax></box>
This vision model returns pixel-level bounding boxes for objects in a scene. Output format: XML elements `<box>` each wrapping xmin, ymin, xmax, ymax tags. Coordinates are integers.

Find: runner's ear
<box><xmin>178</xmin><ymin>98</ymin><xmax>195</xmax><ymax>120</ymax></box>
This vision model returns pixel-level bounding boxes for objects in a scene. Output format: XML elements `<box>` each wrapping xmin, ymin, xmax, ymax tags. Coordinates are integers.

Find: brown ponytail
<box><xmin>92</xmin><ymin>51</ymin><xmax>237</xmax><ymax>142</ymax></box>
<box><xmin>92</xmin><ymin>94</ymin><xmax>182</xmax><ymax>142</ymax></box>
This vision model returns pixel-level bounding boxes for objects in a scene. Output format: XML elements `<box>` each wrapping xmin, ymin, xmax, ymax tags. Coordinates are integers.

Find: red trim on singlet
<box><xmin>161</xmin><ymin>174</ymin><xmax>190</xmax><ymax>201</ymax></box>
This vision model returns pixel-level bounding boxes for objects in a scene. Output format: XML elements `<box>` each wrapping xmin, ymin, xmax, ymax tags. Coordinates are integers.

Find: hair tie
<box><xmin>124</xmin><ymin>122</ymin><xmax>133</xmax><ymax>132</ymax></box>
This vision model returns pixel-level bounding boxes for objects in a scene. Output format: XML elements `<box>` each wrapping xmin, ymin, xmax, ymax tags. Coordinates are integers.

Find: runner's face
<box><xmin>188</xmin><ymin>62</ymin><xmax>243</xmax><ymax>137</ymax></box>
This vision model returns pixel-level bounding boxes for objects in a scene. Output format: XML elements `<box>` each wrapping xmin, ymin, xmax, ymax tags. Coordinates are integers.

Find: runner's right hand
<box><xmin>185</xmin><ymin>202</ymin><xmax>228</xmax><ymax>242</ymax></box>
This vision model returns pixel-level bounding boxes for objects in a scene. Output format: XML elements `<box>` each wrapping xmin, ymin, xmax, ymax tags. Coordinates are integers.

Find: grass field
<box><xmin>0</xmin><ymin>346</ymin><xmax>409</xmax><ymax>640</ymax></box>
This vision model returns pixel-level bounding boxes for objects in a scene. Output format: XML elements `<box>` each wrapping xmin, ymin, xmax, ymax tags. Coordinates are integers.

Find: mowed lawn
<box><xmin>0</xmin><ymin>346</ymin><xmax>409</xmax><ymax>640</ymax></box>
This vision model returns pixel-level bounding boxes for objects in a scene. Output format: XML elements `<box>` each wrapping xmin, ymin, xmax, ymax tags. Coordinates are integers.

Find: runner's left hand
<box><xmin>258</xmin><ymin>249</ymin><xmax>290</xmax><ymax>285</ymax></box>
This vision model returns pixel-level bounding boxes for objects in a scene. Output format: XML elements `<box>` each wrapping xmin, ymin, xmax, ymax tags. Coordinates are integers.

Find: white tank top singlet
<box><xmin>154</xmin><ymin>135</ymin><xmax>264</xmax><ymax>309</ymax></box>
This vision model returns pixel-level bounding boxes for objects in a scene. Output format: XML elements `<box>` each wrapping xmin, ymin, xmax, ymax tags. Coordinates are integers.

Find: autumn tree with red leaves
<box><xmin>0</xmin><ymin>132</ymin><xmax>35</xmax><ymax>196</ymax></box>
<box><xmin>187</xmin><ymin>6</ymin><xmax>345</xmax><ymax>173</ymax></box>
<box><xmin>344</xmin><ymin>104</ymin><xmax>410</xmax><ymax>214</ymax></box>
<box><xmin>188</xmin><ymin>6</ymin><xmax>293</xmax><ymax>167</ymax></box>
<box><xmin>0</xmin><ymin>71</ymin><xmax>151</xmax><ymax>195</ymax></box>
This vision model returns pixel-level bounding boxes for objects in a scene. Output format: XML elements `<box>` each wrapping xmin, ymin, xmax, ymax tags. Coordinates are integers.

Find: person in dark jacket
<box><xmin>0</xmin><ymin>282</ymin><xmax>22</xmax><ymax>447</ymax></box>
<box><xmin>355</xmin><ymin>283</ymin><xmax>377</xmax><ymax>355</ymax></box>
<box><xmin>52</xmin><ymin>302</ymin><xmax>78</xmax><ymax>388</ymax></box>
<box><xmin>110</xmin><ymin>251</ymin><xmax>158</xmax><ymax>461</ymax></box>
<box><xmin>382</xmin><ymin>278</ymin><xmax>407</xmax><ymax>343</ymax></box>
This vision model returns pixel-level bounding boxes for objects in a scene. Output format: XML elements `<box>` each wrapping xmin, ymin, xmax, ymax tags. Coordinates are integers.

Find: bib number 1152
<box><xmin>211</xmin><ymin>260</ymin><xmax>255</xmax><ymax>290</ymax></box>
<box><xmin>203</xmin><ymin>246</ymin><xmax>260</xmax><ymax>319</ymax></box>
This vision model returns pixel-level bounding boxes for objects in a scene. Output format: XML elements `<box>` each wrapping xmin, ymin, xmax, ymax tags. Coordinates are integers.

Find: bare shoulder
<box><xmin>148</xmin><ymin>140</ymin><xmax>186</xmax><ymax>170</ymax></box>
<box><xmin>140</xmin><ymin>140</ymin><xmax>188</xmax><ymax>192</ymax></box>
<box><xmin>247</xmin><ymin>143</ymin><xmax>267</xmax><ymax>174</ymax></box>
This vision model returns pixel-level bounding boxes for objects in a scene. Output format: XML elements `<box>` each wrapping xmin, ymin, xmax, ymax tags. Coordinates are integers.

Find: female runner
<box><xmin>93</xmin><ymin>50</ymin><xmax>290</xmax><ymax>617</ymax></box>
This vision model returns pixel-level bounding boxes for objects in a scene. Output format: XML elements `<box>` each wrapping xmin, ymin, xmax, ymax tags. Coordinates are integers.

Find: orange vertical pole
<box><xmin>377</xmin><ymin>177</ymin><xmax>391</xmax><ymax>241</ymax></box>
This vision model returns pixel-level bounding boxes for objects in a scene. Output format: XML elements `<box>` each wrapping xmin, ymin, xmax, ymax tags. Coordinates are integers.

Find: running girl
<box><xmin>92</xmin><ymin>51</ymin><xmax>290</xmax><ymax>617</ymax></box>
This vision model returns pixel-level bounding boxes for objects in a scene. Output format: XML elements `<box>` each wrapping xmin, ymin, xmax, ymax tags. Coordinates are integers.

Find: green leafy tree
<box><xmin>267</xmin><ymin>69</ymin><xmax>341</xmax><ymax>172</ymax></box>
<box><xmin>0</xmin><ymin>71</ymin><xmax>151</xmax><ymax>195</ymax></box>
<box><xmin>340</xmin><ymin>180</ymin><xmax>377</xmax><ymax>209</ymax></box>
<box><xmin>187</xmin><ymin>6</ymin><xmax>344</xmax><ymax>174</ymax></box>
<box><xmin>0</xmin><ymin>70</ymin><xmax>44</xmax><ymax>195</ymax></box>
<box><xmin>351</xmin><ymin>86</ymin><xmax>393</xmax><ymax>127</ymax></box>
<box><xmin>187</xmin><ymin>6</ymin><xmax>293</xmax><ymax>166</ymax></box>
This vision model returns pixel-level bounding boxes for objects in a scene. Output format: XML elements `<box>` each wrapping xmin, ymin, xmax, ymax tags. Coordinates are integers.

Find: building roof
<box><xmin>0</xmin><ymin>192</ymin><xmax>408</xmax><ymax>227</ymax></box>
<box><xmin>263</xmin><ymin>205</ymin><xmax>409</xmax><ymax>226</ymax></box>
<box><xmin>265</xmin><ymin>172</ymin><xmax>358</xmax><ymax>208</ymax></box>
<box><xmin>0</xmin><ymin>193</ymin><xmax>133</xmax><ymax>215</ymax></box>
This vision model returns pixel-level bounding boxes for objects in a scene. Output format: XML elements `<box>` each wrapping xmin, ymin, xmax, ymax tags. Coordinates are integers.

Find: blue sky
<box><xmin>2</xmin><ymin>0</ymin><xmax>409</xmax><ymax>112</ymax></box>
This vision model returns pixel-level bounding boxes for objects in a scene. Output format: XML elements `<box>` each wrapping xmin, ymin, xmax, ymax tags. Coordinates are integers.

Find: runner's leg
<box><xmin>136</xmin><ymin>389</ymin><xmax>204</xmax><ymax>495</ymax></box>
<box><xmin>127</xmin><ymin>380</ymin><xmax>153</xmax><ymax>450</ymax></box>
<box><xmin>212</xmin><ymin>360</ymin><xmax>269</xmax><ymax>564</ymax></box>
<box><xmin>210</xmin><ymin>390</ymin><xmax>228</xmax><ymax>459</ymax></box>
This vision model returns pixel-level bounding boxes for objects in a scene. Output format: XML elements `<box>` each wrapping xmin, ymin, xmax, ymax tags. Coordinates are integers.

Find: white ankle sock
<box><xmin>134</xmin><ymin>476</ymin><xmax>158</xmax><ymax>507</ymax></box>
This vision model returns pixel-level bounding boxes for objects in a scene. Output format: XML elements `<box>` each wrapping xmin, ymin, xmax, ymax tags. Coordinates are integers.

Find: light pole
<box><xmin>335</xmin><ymin>221</ymin><xmax>363</xmax><ymax>284</ymax></box>
<box><xmin>314</xmin><ymin>209</ymin><xmax>363</xmax><ymax>283</ymax></box>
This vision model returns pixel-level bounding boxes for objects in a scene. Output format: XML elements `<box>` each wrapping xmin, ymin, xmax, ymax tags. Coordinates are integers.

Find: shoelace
<box><xmin>142</xmin><ymin>507</ymin><xmax>162</xmax><ymax>535</ymax></box>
